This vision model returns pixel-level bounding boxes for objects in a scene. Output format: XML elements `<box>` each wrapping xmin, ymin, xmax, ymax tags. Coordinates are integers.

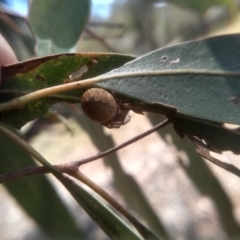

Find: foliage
<box><xmin>0</xmin><ymin>0</ymin><xmax>240</xmax><ymax>239</ymax></box>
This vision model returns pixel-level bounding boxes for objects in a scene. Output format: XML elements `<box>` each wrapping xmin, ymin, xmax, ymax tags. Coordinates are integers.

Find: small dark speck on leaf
<box><xmin>161</xmin><ymin>56</ymin><xmax>167</xmax><ymax>61</ymax></box>
<box><xmin>87</xmin><ymin>59</ymin><xmax>99</xmax><ymax>68</ymax></box>
<box><xmin>35</xmin><ymin>74</ymin><xmax>45</xmax><ymax>82</ymax></box>
<box><xmin>230</xmin><ymin>97</ymin><xmax>239</xmax><ymax>104</ymax></box>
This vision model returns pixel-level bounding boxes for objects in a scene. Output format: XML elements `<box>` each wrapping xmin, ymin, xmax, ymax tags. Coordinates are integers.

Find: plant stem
<box><xmin>0</xmin><ymin>119</ymin><xmax>170</xmax><ymax>183</ymax></box>
<box><xmin>74</xmin><ymin>118</ymin><xmax>170</xmax><ymax>165</ymax></box>
<box><xmin>72</xmin><ymin>171</ymin><xmax>160</xmax><ymax>240</ymax></box>
<box><xmin>73</xmin><ymin>171</ymin><xmax>135</xmax><ymax>219</ymax></box>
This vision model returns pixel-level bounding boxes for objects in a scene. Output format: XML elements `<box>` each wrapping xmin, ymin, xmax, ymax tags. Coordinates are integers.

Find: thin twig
<box><xmin>84</xmin><ymin>28</ymin><xmax>117</xmax><ymax>52</ymax></box>
<box><xmin>74</xmin><ymin>118</ymin><xmax>170</xmax><ymax>165</ymax></box>
<box><xmin>0</xmin><ymin>119</ymin><xmax>160</xmax><ymax>239</ymax></box>
<box><xmin>0</xmin><ymin>163</ymin><xmax>75</xmax><ymax>183</ymax></box>
<box><xmin>0</xmin><ymin>119</ymin><xmax>170</xmax><ymax>183</ymax></box>
<box><xmin>71</xmin><ymin>171</ymin><xmax>160</xmax><ymax>239</ymax></box>
<box><xmin>73</xmin><ymin>171</ymin><xmax>135</xmax><ymax>219</ymax></box>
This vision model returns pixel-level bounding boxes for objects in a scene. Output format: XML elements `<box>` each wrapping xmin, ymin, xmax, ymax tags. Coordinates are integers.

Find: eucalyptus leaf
<box><xmin>59</xmin><ymin>178</ymin><xmax>142</xmax><ymax>240</ymax></box>
<box><xmin>96</xmin><ymin>34</ymin><xmax>240</xmax><ymax>125</ymax></box>
<box><xmin>28</xmin><ymin>0</ymin><xmax>90</xmax><ymax>54</ymax></box>
<box><xmin>0</xmin><ymin>53</ymin><xmax>134</xmax><ymax>128</ymax></box>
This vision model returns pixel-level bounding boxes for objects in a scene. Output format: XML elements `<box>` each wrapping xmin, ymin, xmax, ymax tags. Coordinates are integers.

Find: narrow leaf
<box><xmin>0</xmin><ymin>53</ymin><xmax>134</xmax><ymax>128</ymax></box>
<box><xmin>96</xmin><ymin>34</ymin><xmax>240</xmax><ymax>125</ymax></box>
<box><xmin>60</xmin><ymin>179</ymin><xmax>142</xmax><ymax>240</ymax></box>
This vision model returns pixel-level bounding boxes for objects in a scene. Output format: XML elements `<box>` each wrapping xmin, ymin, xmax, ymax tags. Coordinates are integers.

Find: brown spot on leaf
<box><xmin>160</xmin><ymin>56</ymin><xmax>167</xmax><ymax>62</ymax></box>
<box><xmin>86</xmin><ymin>59</ymin><xmax>99</xmax><ymax>68</ymax></box>
<box><xmin>35</xmin><ymin>74</ymin><xmax>45</xmax><ymax>82</ymax></box>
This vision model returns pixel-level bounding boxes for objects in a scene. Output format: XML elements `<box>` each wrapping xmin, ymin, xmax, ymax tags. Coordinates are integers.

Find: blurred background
<box><xmin>1</xmin><ymin>0</ymin><xmax>240</xmax><ymax>239</ymax></box>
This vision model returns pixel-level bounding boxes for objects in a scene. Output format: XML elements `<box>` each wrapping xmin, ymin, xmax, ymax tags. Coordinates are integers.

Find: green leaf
<box><xmin>0</xmin><ymin>53</ymin><xmax>134</xmax><ymax>128</ymax></box>
<box><xmin>59</xmin><ymin>178</ymin><xmax>142</xmax><ymax>240</ymax></box>
<box><xmin>0</xmin><ymin>130</ymin><xmax>84</xmax><ymax>239</ymax></box>
<box><xmin>96</xmin><ymin>34</ymin><xmax>240</xmax><ymax>125</ymax></box>
<box><xmin>28</xmin><ymin>0</ymin><xmax>90</xmax><ymax>54</ymax></box>
<box><xmin>3</xmin><ymin>34</ymin><xmax>240</xmax><ymax>131</ymax></box>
